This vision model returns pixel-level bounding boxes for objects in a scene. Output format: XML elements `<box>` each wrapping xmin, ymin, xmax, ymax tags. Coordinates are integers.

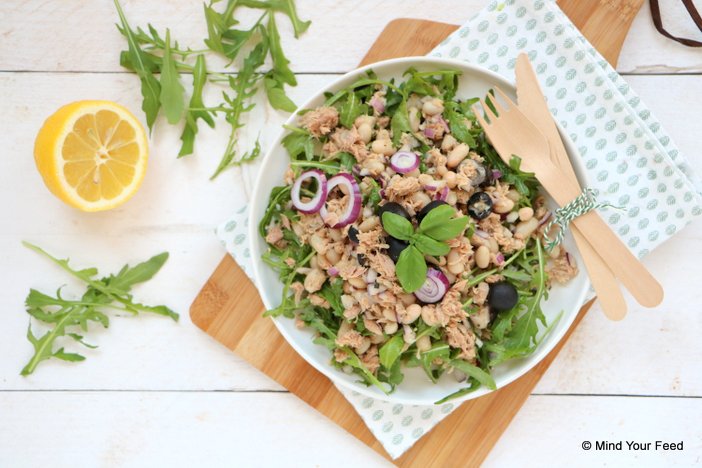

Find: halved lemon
<box><xmin>34</xmin><ymin>100</ymin><xmax>148</xmax><ymax>212</ymax></box>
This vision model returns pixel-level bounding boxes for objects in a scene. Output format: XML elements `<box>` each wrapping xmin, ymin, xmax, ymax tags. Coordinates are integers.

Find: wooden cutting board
<box><xmin>190</xmin><ymin>1</ymin><xmax>643</xmax><ymax>465</ymax></box>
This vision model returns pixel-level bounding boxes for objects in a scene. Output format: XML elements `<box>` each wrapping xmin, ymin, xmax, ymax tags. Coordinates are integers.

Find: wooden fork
<box><xmin>473</xmin><ymin>88</ymin><xmax>663</xmax><ymax>308</ymax></box>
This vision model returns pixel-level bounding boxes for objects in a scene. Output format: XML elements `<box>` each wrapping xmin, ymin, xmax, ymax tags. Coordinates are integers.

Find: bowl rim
<box><xmin>248</xmin><ymin>56</ymin><xmax>590</xmax><ymax>405</ymax></box>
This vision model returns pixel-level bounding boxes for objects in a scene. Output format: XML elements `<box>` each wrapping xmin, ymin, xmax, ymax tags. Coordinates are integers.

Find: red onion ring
<box><xmin>319</xmin><ymin>173</ymin><xmax>362</xmax><ymax>228</ymax></box>
<box><xmin>436</xmin><ymin>115</ymin><xmax>450</xmax><ymax>132</ymax></box>
<box><xmin>390</xmin><ymin>151</ymin><xmax>419</xmax><ymax>174</ymax></box>
<box><xmin>291</xmin><ymin>169</ymin><xmax>327</xmax><ymax>214</ymax></box>
<box><xmin>414</xmin><ymin>268</ymin><xmax>450</xmax><ymax>304</ymax></box>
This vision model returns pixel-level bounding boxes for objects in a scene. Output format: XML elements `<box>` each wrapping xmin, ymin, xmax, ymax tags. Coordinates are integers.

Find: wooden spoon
<box><xmin>474</xmin><ymin>89</ymin><xmax>664</xmax><ymax>308</ymax></box>
<box><xmin>514</xmin><ymin>53</ymin><xmax>628</xmax><ymax>321</ymax></box>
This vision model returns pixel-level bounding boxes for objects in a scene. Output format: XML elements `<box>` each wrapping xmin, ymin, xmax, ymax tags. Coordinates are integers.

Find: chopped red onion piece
<box><xmin>491</xmin><ymin>169</ymin><xmax>502</xmax><ymax>179</ymax></box>
<box><xmin>370</xmin><ymin>95</ymin><xmax>385</xmax><ymax>114</ymax></box>
<box><xmin>423</xmin><ymin>126</ymin><xmax>436</xmax><ymax>139</ymax></box>
<box><xmin>328</xmin><ymin>266</ymin><xmax>339</xmax><ymax>277</ymax></box>
<box><xmin>495</xmin><ymin>252</ymin><xmax>505</xmax><ymax>266</ymax></box>
<box><xmin>435</xmin><ymin>186</ymin><xmax>449</xmax><ymax>201</ymax></box>
<box><xmin>291</xmin><ymin>169</ymin><xmax>327</xmax><ymax>214</ymax></box>
<box><xmin>537</xmin><ymin>212</ymin><xmax>552</xmax><ymax>228</ymax></box>
<box><xmin>414</xmin><ymin>268</ymin><xmax>450</xmax><ymax>304</ymax></box>
<box><xmin>319</xmin><ymin>173</ymin><xmax>362</xmax><ymax>228</ymax></box>
<box><xmin>436</xmin><ymin>115</ymin><xmax>450</xmax><ymax>132</ymax></box>
<box><xmin>475</xmin><ymin>229</ymin><xmax>490</xmax><ymax>239</ymax></box>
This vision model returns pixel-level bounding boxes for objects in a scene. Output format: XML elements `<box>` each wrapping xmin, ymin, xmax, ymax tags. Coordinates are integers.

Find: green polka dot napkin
<box><xmin>217</xmin><ymin>0</ymin><xmax>702</xmax><ymax>459</ymax></box>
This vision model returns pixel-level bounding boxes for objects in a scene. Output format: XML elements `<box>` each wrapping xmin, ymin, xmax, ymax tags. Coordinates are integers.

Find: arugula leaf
<box><xmin>318</xmin><ymin>279</ymin><xmax>344</xmax><ymax>317</ymax></box>
<box><xmin>444</xmin><ymin>101</ymin><xmax>476</xmax><ymax>147</ymax></box>
<box><xmin>264</xmin><ymin>74</ymin><xmax>297</xmax><ymax>112</ymax></box>
<box><xmin>413</xmin><ymin>234</ymin><xmax>450</xmax><ymax>256</ymax></box>
<box><xmin>238</xmin><ymin>0</ymin><xmax>311</xmax><ymax>37</ymax></box>
<box><xmin>395</xmin><ymin>246</ymin><xmax>427</xmax><ymax>293</ymax></box>
<box><xmin>20</xmin><ymin>242</ymin><xmax>177</xmax><ymax>376</ymax></box>
<box><xmin>265</xmin><ymin>13</ymin><xmax>296</xmax><ymax>86</ymax></box>
<box><xmin>381</xmin><ymin>212</ymin><xmax>413</xmax><ymax>241</ymax></box>
<box><xmin>159</xmin><ymin>29</ymin><xmax>185</xmax><ymax>124</ymax></box>
<box><xmin>339</xmin><ymin>91</ymin><xmax>368</xmax><ymax>128</ymax></box>
<box><xmin>341</xmin><ymin>347</ymin><xmax>391</xmax><ymax>394</ymax></box>
<box><xmin>179</xmin><ymin>54</ymin><xmax>215</xmax><ymax>157</ymax></box>
<box><xmin>211</xmin><ymin>39</ymin><xmax>268</xmax><ymax>179</ymax></box>
<box><xmin>107</xmin><ymin>252</ymin><xmax>169</xmax><ymax>292</ymax></box>
<box><xmin>450</xmin><ymin>359</ymin><xmax>496</xmax><ymax>390</ymax></box>
<box><xmin>390</xmin><ymin>99</ymin><xmax>412</xmax><ymax>146</ymax></box>
<box><xmin>379</xmin><ymin>335</ymin><xmax>404</xmax><ymax>370</ymax></box>
<box><xmin>114</xmin><ymin>0</ymin><xmax>161</xmax><ymax>132</ymax></box>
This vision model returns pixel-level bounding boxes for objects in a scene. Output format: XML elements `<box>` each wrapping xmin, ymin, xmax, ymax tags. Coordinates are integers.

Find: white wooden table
<box><xmin>1</xmin><ymin>1</ymin><xmax>701</xmax><ymax>466</ymax></box>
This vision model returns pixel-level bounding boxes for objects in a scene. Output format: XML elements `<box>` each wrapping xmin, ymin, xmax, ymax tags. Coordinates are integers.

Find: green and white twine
<box><xmin>542</xmin><ymin>188</ymin><xmax>622</xmax><ymax>251</ymax></box>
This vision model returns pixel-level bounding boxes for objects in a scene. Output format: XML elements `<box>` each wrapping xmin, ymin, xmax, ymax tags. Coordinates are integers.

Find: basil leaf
<box><xmin>381</xmin><ymin>212</ymin><xmax>414</xmax><ymax>241</ymax></box>
<box><xmin>160</xmin><ymin>29</ymin><xmax>185</xmax><ymax>124</ymax></box>
<box><xmin>418</xmin><ymin>204</ymin><xmax>455</xmax><ymax>233</ymax></box>
<box><xmin>423</xmin><ymin>215</ymin><xmax>470</xmax><ymax>241</ymax></box>
<box><xmin>395</xmin><ymin>246</ymin><xmax>427</xmax><ymax>293</ymax></box>
<box><xmin>414</xmin><ymin>234</ymin><xmax>450</xmax><ymax>256</ymax></box>
<box><xmin>379</xmin><ymin>335</ymin><xmax>404</xmax><ymax>370</ymax></box>
<box><xmin>390</xmin><ymin>99</ymin><xmax>412</xmax><ymax>146</ymax></box>
<box><xmin>450</xmin><ymin>359</ymin><xmax>496</xmax><ymax>390</ymax></box>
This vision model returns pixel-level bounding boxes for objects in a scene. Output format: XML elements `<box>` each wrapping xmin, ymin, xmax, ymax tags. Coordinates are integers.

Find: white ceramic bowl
<box><xmin>249</xmin><ymin>57</ymin><xmax>590</xmax><ymax>405</ymax></box>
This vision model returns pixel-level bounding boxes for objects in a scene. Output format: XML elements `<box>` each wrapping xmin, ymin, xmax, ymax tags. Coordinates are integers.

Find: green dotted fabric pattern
<box><xmin>216</xmin><ymin>0</ymin><xmax>702</xmax><ymax>460</ymax></box>
<box><xmin>432</xmin><ymin>0</ymin><xmax>702</xmax><ymax>258</ymax></box>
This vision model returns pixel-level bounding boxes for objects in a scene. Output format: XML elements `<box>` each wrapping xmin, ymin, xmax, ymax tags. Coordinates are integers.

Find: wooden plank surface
<box><xmin>189</xmin><ymin>1</ymin><xmax>648</xmax><ymax>464</ymax></box>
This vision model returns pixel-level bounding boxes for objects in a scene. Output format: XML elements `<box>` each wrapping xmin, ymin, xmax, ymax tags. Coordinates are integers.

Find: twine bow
<box><xmin>542</xmin><ymin>188</ymin><xmax>623</xmax><ymax>251</ymax></box>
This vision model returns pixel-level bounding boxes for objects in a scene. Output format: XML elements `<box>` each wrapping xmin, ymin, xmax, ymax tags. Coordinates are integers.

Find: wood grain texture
<box><xmin>190</xmin><ymin>1</ymin><xmax>642</xmax><ymax>465</ymax></box>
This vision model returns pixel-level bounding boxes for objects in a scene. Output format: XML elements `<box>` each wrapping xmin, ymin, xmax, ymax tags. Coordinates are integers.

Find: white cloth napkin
<box><xmin>216</xmin><ymin>0</ymin><xmax>702</xmax><ymax>459</ymax></box>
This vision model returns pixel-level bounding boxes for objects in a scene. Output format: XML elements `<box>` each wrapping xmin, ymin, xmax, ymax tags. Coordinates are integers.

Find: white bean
<box><xmin>402</xmin><ymin>304</ymin><xmax>422</xmax><ymax>324</ymax></box>
<box><xmin>316</xmin><ymin>253</ymin><xmax>331</xmax><ymax>270</ymax></box>
<box><xmin>514</xmin><ymin>217</ymin><xmax>540</xmax><ymax>239</ymax></box>
<box><xmin>488</xmin><ymin>238</ymin><xmax>499</xmax><ymax>254</ymax></box>
<box><xmin>493</xmin><ymin>197</ymin><xmax>515</xmax><ymax>214</ymax></box>
<box><xmin>326</xmin><ymin>249</ymin><xmax>341</xmax><ymax>265</ymax></box>
<box><xmin>416</xmin><ymin>335</ymin><xmax>431</xmax><ymax>352</ymax></box>
<box><xmin>446</xmin><ymin>191</ymin><xmax>458</xmax><ymax>206</ymax></box>
<box><xmin>371</xmin><ymin>139</ymin><xmax>394</xmax><ymax>156</ymax></box>
<box><xmin>356</xmin><ymin>337</ymin><xmax>371</xmax><ymax>354</ymax></box>
<box><xmin>329</xmin><ymin>229</ymin><xmax>343</xmax><ymax>242</ymax></box>
<box><xmin>341</xmin><ymin>294</ymin><xmax>356</xmax><ymax>309</ymax></box>
<box><xmin>348</xmin><ymin>276</ymin><xmax>367</xmax><ymax>289</ymax></box>
<box><xmin>441</xmin><ymin>134</ymin><xmax>458</xmax><ymax>152</ymax></box>
<box><xmin>384</xmin><ymin>322</ymin><xmax>398</xmax><ymax>335</ymax></box>
<box><xmin>448</xmin><ymin>261</ymin><xmax>465</xmax><ymax>275</ymax></box>
<box><xmin>446</xmin><ymin>143</ymin><xmax>470</xmax><ymax>168</ymax></box>
<box><xmin>408</xmin><ymin>106</ymin><xmax>420</xmax><ymax>132</ymax></box>
<box><xmin>411</xmin><ymin>191</ymin><xmax>432</xmax><ymax>209</ymax></box>
<box><xmin>506</xmin><ymin>189</ymin><xmax>521</xmax><ymax>202</ymax></box>
<box><xmin>422</xmin><ymin>98</ymin><xmax>444</xmax><ymax>116</ymax></box>
<box><xmin>518</xmin><ymin>206</ymin><xmax>534</xmax><ymax>221</ymax></box>
<box><xmin>506</xmin><ymin>211</ymin><xmax>519</xmax><ymax>223</ymax></box>
<box><xmin>309</xmin><ymin>234</ymin><xmax>327</xmax><ymax>254</ymax></box>
<box><xmin>443</xmin><ymin>171</ymin><xmax>457</xmax><ymax>189</ymax></box>
<box><xmin>358</xmin><ymin>123</ymin><xmax>373</xmax><ymax>143</ymax></box>
<box><xmin>475</xmin><ymin>245</ymin><xmax>490</xmax><ymax>269</ymax></box>
<box><xmin>359</xmin><ymin>215</ymin><xmax>380</xmax><ymax>232</ymax></box>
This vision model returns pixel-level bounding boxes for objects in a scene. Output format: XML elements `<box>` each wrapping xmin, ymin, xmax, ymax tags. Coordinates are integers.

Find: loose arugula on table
<box><xmin>113</xmin><ymin>0</ymin><xmax>310</xmax><ymax>179</ymax></box>
<box><xmin>20</xmin><ymin>242</ymin><xmax>177</xmax><ymax>376</ymax></box>
<box><xmin>382</xmin><ymin>205</ymin><xmax>470</xmax><ymax>293</ymax></box>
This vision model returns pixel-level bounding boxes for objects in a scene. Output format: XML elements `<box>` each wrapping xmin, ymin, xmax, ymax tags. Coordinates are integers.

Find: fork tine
<box><xmin>493</xmin><ymin>86</ymin><xmax>515</xmax><ymax>110</ymax></box>
<box><xmin>473</xmin><ymin>106</ymin><xmax>490</xmax><ymax>130</ymax></box>
<box><xmin>487</xmin><ymin>92</ymin><xmax>505</xmax><ymax>114</ymax></box>
<box><xmin>477</xmin><ymin>98</ymin><xmax>497</xmax><ymax>122</ymax></box>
